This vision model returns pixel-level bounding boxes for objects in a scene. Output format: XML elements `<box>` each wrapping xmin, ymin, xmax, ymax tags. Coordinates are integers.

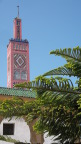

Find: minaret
<box><xmin>7</xmin><ymin>7</ymin><xmax>30</xmax><ymax>88</ymax></box>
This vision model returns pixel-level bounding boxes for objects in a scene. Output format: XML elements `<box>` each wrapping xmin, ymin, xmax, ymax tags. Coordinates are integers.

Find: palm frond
<box><xmin>50</xmin><ymin>46</ymin><xmax>81</xmax><ymax>62</ymax></box>
<box><xmin>43</xmin><ymin>66</ymin><xmax>75</xmax><ymax>77</ymax></box>
<box><xmin>25</xmin><ymin>76</ymin><xmax>81</xmax><ymax>95</ymax></box>
<box><xmin>0</xmin><ymin>135</ymin><xmax>19</xmax><ymax>143</ymax></box>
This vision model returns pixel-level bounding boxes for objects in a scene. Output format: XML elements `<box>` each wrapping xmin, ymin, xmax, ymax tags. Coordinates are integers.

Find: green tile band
<box><xmin>0</xmin><ymin>87</ymin><xmax>36</xmax><ymax>98</ymax></box>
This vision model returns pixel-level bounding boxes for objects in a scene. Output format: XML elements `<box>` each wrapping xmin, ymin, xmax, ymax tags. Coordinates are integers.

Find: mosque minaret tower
<box><xmin>7</xmin><ymin>6</ymin><xmax>30</xmax><ymax>88</ymax></box>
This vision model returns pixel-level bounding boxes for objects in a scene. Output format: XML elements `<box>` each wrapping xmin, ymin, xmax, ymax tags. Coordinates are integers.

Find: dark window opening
<box><xmin>17</xmin><ymin>21</ymin><xmax>20</xmax><ymax>26</ymax></box>
<box><xmin>3</xmin><ymin>123</ymin><xmax>14</xmax><ymax>135</ymax></box>
<box><xmin>17</xmin><ymin>26</ymin><xmax>20</xmax><ymax>30</ymax></box>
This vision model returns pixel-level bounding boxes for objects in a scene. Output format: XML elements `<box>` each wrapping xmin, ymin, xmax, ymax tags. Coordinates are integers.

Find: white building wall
<box><xmin>0</xmin><ymin>117</ymin><xmax>58</xmax><ymax>144</ymax></box>
<box><xmin>0</xmin><ymin>117</ymin><xmax>30</xmax><ymax>144</ymax></box>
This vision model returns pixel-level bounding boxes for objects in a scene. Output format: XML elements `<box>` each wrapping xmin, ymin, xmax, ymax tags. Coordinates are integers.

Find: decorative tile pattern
<box><xmin>0</xmin><ymin>87</ymin><xmax>36</xmax><ymax>98</ymax></box>
<box><xmin>14</xmin><ymin>54</ymin><xmax>26</xmax><ymax>68</ymax></box>
<box><xmin>16</xmin><ymin>56</ymin><xmax>24</xmax><ymax>66</ymax></box>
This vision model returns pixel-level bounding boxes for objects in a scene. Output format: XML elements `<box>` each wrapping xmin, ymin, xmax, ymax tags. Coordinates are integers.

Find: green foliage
<box><xmin>0</xmin><ymin>135</ymin><xmax>20</xmax><ymax>143</ymax></box>
<box><xmin>1</xmin><ymin>46</ymin><xmax>81</xmax><ymax>143</ymax></box>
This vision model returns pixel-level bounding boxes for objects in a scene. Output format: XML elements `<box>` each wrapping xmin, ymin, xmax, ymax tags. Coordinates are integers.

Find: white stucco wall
<box><xmin>0</xmin><ymin>117</ymin><xmax>30</xmax><ymax>143</ymax></box>
<box><xmin>0</xmin><ymin>117</ymin><xmax>58</xmax><ymax>144</ymax></box>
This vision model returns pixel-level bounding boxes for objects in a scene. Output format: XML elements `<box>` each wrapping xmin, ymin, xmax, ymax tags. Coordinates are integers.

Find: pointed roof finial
<box><xmin>17</xmin><ymin>5</ymin><xmax>19</xmax><ymax>18</ymax></box>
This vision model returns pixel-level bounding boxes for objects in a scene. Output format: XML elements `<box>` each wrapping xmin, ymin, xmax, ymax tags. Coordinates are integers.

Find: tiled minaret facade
<box><xmin>7</xmin><ymin>15</ymin><xmax>30</xmax><ymax>88</ymax></box>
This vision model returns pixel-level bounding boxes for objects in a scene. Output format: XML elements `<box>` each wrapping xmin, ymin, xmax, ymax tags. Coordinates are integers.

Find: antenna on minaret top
<box><xmin>17</xmin><ymin>6</ymin><xmax>19</xmax><ymax>18</ymax></box>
